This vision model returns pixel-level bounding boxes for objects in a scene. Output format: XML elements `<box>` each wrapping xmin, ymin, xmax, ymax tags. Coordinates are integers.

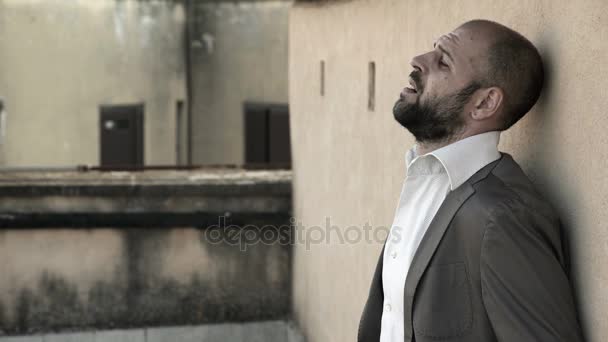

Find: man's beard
<box><xmin>393</xmin><ymin>83</ymin><xmax>480</xmax><ymax>144</ymax></box>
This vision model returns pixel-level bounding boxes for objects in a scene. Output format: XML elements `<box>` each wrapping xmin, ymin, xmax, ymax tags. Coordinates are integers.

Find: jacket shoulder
<box><xmin>468</xmin><ymin>154</ymin><xmax>564</xmax><ymax>251</ymax></box>
<box><xmin>460</xmin><ymin>153</ymin><xmax>560</xmax><ymax>234</ymax></box>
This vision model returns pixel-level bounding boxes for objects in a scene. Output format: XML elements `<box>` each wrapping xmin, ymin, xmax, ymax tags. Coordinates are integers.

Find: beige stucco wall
<box><xmin>289</xmin><ymin>1</ymin><xmax>608</xmax><ymax>341</ymax></box>
<box><xmin>189</xmin><ymin>1</ymin><xmax>291</xmax><ymax>165</ymax></box>
<box><xmin>0</xmin><ymin>0</ymin><xmax>186</xmax><ymax>166</ymax></box>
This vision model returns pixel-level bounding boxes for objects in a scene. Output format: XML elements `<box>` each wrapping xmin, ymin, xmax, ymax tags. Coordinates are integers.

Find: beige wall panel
<box><xmin>289</xmin><ymin>1</ymin><xmax>608</xmax><ymax>341</ymax></box>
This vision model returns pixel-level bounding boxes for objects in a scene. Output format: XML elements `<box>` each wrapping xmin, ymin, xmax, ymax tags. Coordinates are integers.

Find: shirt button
<box><xmin>385</xmin><ymin>303</ymin><xmax>392</xmax><ymax>312</ymax></box>
<box><xmin>390</xmin><ymin>251</ymin><xmax>397</xmax><ymax>259</ymax></box>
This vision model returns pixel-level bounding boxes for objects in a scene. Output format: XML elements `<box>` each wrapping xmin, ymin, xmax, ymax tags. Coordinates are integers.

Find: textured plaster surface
<box><xmin>289</xmin><ymin>1</ymin><xmax>608</xmax><ymax>341</ymax></box>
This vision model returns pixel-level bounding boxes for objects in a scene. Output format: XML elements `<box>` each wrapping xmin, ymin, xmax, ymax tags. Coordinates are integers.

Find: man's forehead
<box><xmin>434</xmin><ymin>27</ymin><xmax>491</xmax><ymax>77</ymax></box>
<box><xmin>435</xmin><ymin>27</ymin><xmax>491</xmax><ymax>59</ymax></box>
<box><xmin>436</xmin><ymin>27</ymin><xmax>485</xmax><ymax>47</ymax></box>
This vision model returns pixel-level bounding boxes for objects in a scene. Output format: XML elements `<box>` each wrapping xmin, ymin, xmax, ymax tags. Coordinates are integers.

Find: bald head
<box><xmin>458</xmin><ymin>20</ymin><xmax>544</xmax><ymax>130</ymax></box>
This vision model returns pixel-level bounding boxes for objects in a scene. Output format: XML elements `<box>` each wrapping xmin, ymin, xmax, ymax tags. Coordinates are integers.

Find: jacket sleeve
<box><xmin>480</xmin><ymin>199</ymin><xmax>585</xmax><ymax>341</ymax></box>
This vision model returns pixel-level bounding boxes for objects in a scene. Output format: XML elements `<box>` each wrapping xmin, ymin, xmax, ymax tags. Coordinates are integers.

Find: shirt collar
<box><xmin>404</xmin><ymin>131</ymin><xmax>501</xmax><ymax>191</ymax></box>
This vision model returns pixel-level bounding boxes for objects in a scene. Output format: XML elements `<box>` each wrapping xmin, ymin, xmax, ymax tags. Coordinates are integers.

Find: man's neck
<box><xmin>416</xmin><ymin>135</ymin><xmax>462</xmax><ymax>156</ymax></box>
<box><xmin>416</xmin><ymin>128</ymin><xmax>491</xmax><ymax>155</ymax></box>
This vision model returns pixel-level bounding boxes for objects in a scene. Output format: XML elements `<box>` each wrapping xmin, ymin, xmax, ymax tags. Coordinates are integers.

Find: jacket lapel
<box><xmin>400</xmin><ymin>153</ymin><xmax>504</xmax><ymax>340</ymax></box>
<box><xmin>401</xmin><ymin>182</ymin><xmax>474</xmax><ymax>339</ymax></box>
<box><xmin>403</xmin><ymin>183</ymin><xmax>474</xmax><ymax>297</ymax></box>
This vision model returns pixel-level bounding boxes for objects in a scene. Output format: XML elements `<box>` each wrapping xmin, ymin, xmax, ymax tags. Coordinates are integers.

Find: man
<box><xmin>357</xmin><ymin>20</ymin><xmax>584</xmax><ymax>342</ymax></box>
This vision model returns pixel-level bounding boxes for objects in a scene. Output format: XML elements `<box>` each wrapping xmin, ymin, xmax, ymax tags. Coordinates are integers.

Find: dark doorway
<box><xmin>244</xmin><ymin>103</ymin><xmax>291</xmax><ymax>166</ymax></box>
<box><xmin>99</xmin><ymin>104</ymin><xmax>144</xmax><ymax>167</ymax></box>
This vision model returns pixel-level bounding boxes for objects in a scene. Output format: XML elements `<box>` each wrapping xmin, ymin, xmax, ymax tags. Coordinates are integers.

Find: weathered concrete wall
<box><xmin>0</xmin><ymin>320</ymin><xmax>305</xmax><ymax>342</ymax></box>
<box><xmin>0</xmin><ymin>170</ymin><xmax>292</xmax><ymax>335</ymax></box>
<box><xmin>0</xmin><ymin>0</ymin><xmax>186</xmax><ymax>166</ymax></box>
<box><xmin>289</xmin><ymin>1</ymin><xmax>608</xmax><ymax>342</ymax></box>
<box><xmin>189</xmin><ymin>1</ymin><xmax>291</xmax><ymax>165</ymax></box>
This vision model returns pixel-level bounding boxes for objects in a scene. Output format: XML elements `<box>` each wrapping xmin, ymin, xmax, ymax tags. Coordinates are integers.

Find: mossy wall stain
<box><xmin>0</xmin><ymin>225</ymin><xmax>291</xmax><ymax>336</ymax></box>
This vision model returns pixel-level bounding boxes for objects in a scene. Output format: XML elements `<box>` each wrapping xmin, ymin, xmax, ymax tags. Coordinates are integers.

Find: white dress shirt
<box><xmin>379</xmin><ymin>131</ymin><xmax>502</xmax><ymax>342</ymax></box>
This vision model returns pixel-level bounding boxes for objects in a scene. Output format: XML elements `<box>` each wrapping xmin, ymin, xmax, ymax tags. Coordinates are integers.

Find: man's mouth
<box><xmin>401</xmin><ymin>80</ymin><xmax>419</xmax><ymax>98</ymax></box>
<box><xmin>403</xmin><ymin>86</ymin><xmax>417</xmax><ymax>94</ymax></box>
<box><xmin>407</xmin><ymin>79</ymin><xmax>419</xmax><ymax>93</ymax></box>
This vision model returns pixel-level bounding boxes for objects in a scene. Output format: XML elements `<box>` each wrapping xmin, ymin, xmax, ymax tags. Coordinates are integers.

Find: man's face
<box><xmin>393</xmin><ymin>26</ymin><xmax>488</xmax><ymax>143</ymax></box>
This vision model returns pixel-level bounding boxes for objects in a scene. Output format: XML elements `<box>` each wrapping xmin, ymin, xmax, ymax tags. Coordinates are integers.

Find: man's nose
<box><xmin>410</xmin><ymin>54</ymin><xmax>426</xmax><ymax>74</ymax></box>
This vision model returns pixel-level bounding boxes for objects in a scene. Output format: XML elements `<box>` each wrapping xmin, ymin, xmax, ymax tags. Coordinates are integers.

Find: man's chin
<box><xmin>393</xmin><ymin>98</ymin><xmax>407</xmax><ymax>112</ymax></box>
<box><xmin>393</xmin><ymin>108</ymin><xmax>417</xmax><ymax>128</ymax></box>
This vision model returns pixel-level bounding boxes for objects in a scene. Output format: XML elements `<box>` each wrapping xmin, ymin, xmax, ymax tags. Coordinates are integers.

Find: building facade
<box><xmin>0</xmin><ymin>0</ymin><xmax>291</xmax><ymax>167</ymax></box>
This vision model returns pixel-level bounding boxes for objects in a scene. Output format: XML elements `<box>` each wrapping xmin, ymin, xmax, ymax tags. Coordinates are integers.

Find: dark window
<box><xmin>99</xmin><ymin>104</ymin><xmax>144</xmax><ymax>167</ymax></box>
<box><xmin>244</xmin><ymin>103</ymin><xmax>291</xmax><ymax>166</ymax></box>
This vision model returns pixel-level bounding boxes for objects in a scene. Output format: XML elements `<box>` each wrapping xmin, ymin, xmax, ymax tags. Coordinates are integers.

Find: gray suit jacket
<box><xmin>357</xmin><ymin>152</ymin><xmax>584</xmax><ymax>342</ymax></box>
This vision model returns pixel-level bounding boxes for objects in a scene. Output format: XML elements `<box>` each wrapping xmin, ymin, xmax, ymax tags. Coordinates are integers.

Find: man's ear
<box><xmin>471</xmin><ymin>87</ymin><xmax>503</xmax><ymax>121</ymax></box>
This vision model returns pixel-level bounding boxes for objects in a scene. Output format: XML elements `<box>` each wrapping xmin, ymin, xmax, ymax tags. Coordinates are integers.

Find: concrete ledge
<box><xmin>0</xmin><ymin>169</ymin><xmax>292</xmax><ymax>227</ymax></box>
<box><xmin>0</xmin><ymin>169</ymin><xmax>292</xmax><ymax>187</ymax></box>
<box><xmin>0</xmin><ymin>212</ymin><xmax>292</xmax><ymax>228</ymax></box>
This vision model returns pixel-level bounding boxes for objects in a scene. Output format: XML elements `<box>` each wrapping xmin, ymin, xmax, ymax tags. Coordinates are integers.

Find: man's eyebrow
<box><xmin>433</xmin><ymin>42</ymin><xmax>454</xmax><ymax>63</ymax></box>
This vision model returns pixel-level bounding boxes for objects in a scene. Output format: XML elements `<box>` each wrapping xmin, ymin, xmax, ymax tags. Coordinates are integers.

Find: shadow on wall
<box><xmin>513</xmin><ymin>27</ymin><xmax>588</xmax><ymax>339</ymax></box>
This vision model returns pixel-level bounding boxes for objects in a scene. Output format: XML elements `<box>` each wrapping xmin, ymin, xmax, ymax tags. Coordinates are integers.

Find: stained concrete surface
<box><xmin>0</xmin><ymin>170</ymin><xmax>293</xmax><ymax>334</ymax></box>
<box><xmin>0</xmin><ymin>320</ymin><xmax>304</xmax><ymax>342</ymax></box>
<box><xmin>0</xmin><ymin>169</ymin><xmax>292</xmax><ymax>227</ymax></box>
